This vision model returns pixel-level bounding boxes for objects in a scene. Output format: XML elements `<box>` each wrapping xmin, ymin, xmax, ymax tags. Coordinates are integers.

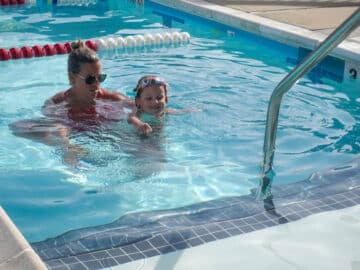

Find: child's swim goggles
<box><xmin>135</xmin><ymin>76</ymin><xmax>167</xmax><ymax>92</ymax></box>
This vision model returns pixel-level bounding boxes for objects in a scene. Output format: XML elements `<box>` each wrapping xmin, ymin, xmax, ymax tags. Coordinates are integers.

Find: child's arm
<box><xmin>128</xmin><ymin>112</ymin><xmax>153</xmax><ymax>135</ymax></box>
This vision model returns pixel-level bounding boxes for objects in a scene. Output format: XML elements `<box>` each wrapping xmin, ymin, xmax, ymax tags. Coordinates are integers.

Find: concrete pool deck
<box><xmin>0</xmin><ymin>1</ymin><xmax>359</xmax><ymax>269</ymax></box>
<box><xmin>203</xmin><ymin>0</ymin><xmax>360</xmax><ymax>43</ymax></box>
<box><xmin>0</xmin><ymin>207</ymin><xmax>47</xmax><ymax>270</ymax></box>
<box><xmin>153</xmin><ymin>0</ymin><xmax>360</xmax><ymax>69</ymax></box>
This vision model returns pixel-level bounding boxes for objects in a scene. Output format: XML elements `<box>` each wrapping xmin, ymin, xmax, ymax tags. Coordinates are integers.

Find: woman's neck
<box><xmin>66</xmin><ymin>88</ymin><xmax>96</xmax><ymax>111</ymax></box>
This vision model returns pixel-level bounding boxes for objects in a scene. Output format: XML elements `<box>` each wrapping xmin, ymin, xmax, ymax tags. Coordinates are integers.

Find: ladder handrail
<box><xmin>261</xmin><ymin>7</ymin><xmax>360</xmax><ymax>197</ymax></box>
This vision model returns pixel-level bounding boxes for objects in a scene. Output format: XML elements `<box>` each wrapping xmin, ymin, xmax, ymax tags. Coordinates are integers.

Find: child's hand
<box><xmin>138</xmin><ymin>123</ymin><xmax>153</xmax><ymax>135</ymax></box>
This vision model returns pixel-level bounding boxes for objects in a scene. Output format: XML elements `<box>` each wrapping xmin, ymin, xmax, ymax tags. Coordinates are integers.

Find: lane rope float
<box><xmin>0</xmin><ymin>0</ymin><xmax>97</xmax><ymax>6</ymax></box>
<box><xmin>0</xmin><ymin>32</ymin><xmax>191</xmax><ymax>61</ymax></box>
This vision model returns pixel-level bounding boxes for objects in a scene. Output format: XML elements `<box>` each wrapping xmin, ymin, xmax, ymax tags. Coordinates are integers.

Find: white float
<box><xmin>94</xmin><ymin>32</ymin><xmax>191</xmax><ymax>51</ymax></box>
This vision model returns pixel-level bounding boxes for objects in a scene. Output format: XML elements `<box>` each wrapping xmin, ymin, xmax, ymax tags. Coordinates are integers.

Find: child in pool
<box><xmin>128</xmin><ymin>75</ymin><xmax>173</xmax><ymax>134</ymax></box>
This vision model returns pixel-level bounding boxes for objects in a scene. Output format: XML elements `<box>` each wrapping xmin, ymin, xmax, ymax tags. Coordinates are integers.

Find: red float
<box><xmin>0</xmin><ymin>39</ymin><xmax>99</xmax><ymax>61</ymax></box>
<box><xmin>32</xmin><ymin>45</ymin><xmax>45</xmax><ymax>57</ymax></box>
<box><xmin>0</xmin><ymin>48</ymin><xmax>11</xmax><ymax>61</ymax></box>
<box><xmin>21</xmin><ymin>46</ymin><xmax>34</xmax><ymax>58</ymax></box>
<box><xmin>9</xmin><ymin>0</ymin><xmax>17</xmax><ymax>5</ymax></box>
<box><xmin>9</xmin><ymin>47</ymin><xmax>22</xmax><ymax>59</ymax></box>
<box><xmin>85</xmin><ymin>40</ymin><xmax>97</xmax><ymax>51</ymax></box>
<box><xmin>17</xmin><ymin>0</ymin><xmax>25</xmax><ymax>4</ymax></box>
<box><xmin>64</xmin><ymin>42</ymin><xmax>72</xmax><ymax>53</ymax></box>
<box><xmin>43</xmin><ymin>44</ymin><xmax>56</xmax><ymax>56</ymax></box>
<box><xmin>54</xmin><ymin>43</ymin><xmax>67</xmax><ymax>54</ymax></box>
<box><xmin>1</xmin><ymin>0</ymin><xmax>10</xmax><ymax>5</ymax></box>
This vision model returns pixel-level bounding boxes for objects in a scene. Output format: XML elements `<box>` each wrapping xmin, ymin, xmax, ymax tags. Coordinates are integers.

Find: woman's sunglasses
<box><xmin>77</xmin><ymin>73</ymin><xmax>107</xmax><ymax>85</ymax></box>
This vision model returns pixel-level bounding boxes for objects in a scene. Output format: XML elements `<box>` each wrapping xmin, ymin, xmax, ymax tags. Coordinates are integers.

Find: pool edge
<box><xmin>0</xmin><ymin>207</ymin><xmax>47</xmax><ymax>270</ymax></box>
<box><xmin>150</xmin><ymin>0</ymin><xmax>360</xmax><ymax>65</ymax></box>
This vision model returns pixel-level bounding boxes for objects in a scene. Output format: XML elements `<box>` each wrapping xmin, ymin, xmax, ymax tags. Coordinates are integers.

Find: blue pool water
<box><xmin>0</xmin><ymin>0</ymin><xmax>359</xmax><ymax>243</ymax></box>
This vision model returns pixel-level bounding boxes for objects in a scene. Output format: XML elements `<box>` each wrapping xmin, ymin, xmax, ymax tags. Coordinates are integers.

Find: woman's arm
<box><xmin>42</xmin><ymin>90</ymin><xmax>67</xmax><ymax>117</ymax></box>
<box><xmin>100</xmin><ymin>89</ymin><xmax>135</xmax><ymax>111</ymax></box>
<box><xmin>101</xmin><ymin>89</ymin><xmax>131</xmax><ymax>101</ymax></box>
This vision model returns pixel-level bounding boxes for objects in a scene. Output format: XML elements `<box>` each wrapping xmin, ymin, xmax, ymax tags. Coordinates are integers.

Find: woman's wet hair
<box><xmin>68</xmin><ymin>40</ymin><xmax>99</xmax><ymax>74</ymax></box>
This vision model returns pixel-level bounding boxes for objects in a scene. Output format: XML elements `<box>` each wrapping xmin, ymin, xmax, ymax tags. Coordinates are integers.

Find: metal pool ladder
<box><xmin>260</xmin><ymin>7</ymin><xmax>360</xmax><ymax>198</ymax></box>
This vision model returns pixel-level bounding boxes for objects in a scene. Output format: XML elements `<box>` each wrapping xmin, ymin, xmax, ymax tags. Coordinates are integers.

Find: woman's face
<box><xmin>136</xmin><ymin>85</ymin><xmax>167</xmax><ymax>116</ymax></box>
<box><xmin>70</xmin><ymin>61</ymin><xmax>103</xmax><ymax>101</ymax></box>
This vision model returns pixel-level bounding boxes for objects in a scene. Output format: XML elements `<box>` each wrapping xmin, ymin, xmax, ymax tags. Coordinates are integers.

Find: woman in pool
<box><xmin>11</xmin><ymin>40</ymin><xmax>134</xmax><ymax>166</ymax></box>
<box><xmin>44</xmin><ymin>40</ymin><xmax>132</xmax><ymax>119</ymax></box>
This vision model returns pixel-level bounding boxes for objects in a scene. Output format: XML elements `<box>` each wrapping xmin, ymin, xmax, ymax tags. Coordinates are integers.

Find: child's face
<box><xmin>136</xmin><ymin>85</ymin><xmax>167</xmax><ymax>115</ymax></box>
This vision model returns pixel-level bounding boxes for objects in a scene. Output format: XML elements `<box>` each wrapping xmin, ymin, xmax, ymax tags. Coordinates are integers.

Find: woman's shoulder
<box><xmin>50</xmin><ymin>89</ymin><xmax>69</xmax><ymax>104</ymax></box>
<box><xmin>42</xmin><ymin>90</ymin><xmax>69</xmax><ymax>117</ymax></box>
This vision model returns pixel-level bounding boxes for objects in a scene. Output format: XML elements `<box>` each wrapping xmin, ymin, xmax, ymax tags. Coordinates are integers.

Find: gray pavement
<box><xmin>201</xmin><ymin>0</ymin><xmax>360</xmax><ymax>43</ymax></box>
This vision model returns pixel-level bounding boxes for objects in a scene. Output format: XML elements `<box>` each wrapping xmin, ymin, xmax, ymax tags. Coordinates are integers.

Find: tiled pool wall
<box><xmin>32</xmin><ymin>156</ymin><xmax>360</xmax><ymax>270</ymax></box>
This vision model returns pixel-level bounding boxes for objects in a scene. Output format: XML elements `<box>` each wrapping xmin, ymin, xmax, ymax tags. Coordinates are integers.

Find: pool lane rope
<box><xmin>0</xmin><ymin>0</ymin><xmax>97</xmax><ymax>6</ymax></box>
<box><xmin>0</xmin><ymin>0</ymin><xmax>25</xmax><ymax>5</ymax></box>
<box><xmin>0</xmin><ymin>32</ymin><xmax>191</xmax><ymax>61</ymax></box>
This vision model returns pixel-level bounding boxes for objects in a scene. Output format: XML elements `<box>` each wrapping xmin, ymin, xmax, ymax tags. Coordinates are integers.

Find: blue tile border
<box><xmin>31</xmin><ymin>156</ymin><xmax>360</xmax><ymax>270</ymax></box>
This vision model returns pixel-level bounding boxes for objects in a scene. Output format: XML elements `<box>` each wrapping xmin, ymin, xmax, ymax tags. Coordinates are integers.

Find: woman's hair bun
<box><xmin>70</xmin><ymin>40</ymin><xmax>85</xmax><ymax>51</ymax></box>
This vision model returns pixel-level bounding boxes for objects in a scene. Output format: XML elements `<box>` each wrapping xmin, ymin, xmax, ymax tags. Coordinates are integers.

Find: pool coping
<box><xmin>150</xmin><ymin>0</ymin><xmax>360</xmax><ymax>66</ymax></box>
<box><xmin>0</xmin><ymin>207</ymin><xmax>47</xmax><ymax>270</ymax></box>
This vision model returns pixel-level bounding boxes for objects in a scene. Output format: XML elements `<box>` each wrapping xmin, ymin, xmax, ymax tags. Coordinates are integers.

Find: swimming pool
<box><xmin>0</xmin><ymin>0</ymin><xmax>359</xmax><ymax>267</ymax></box>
